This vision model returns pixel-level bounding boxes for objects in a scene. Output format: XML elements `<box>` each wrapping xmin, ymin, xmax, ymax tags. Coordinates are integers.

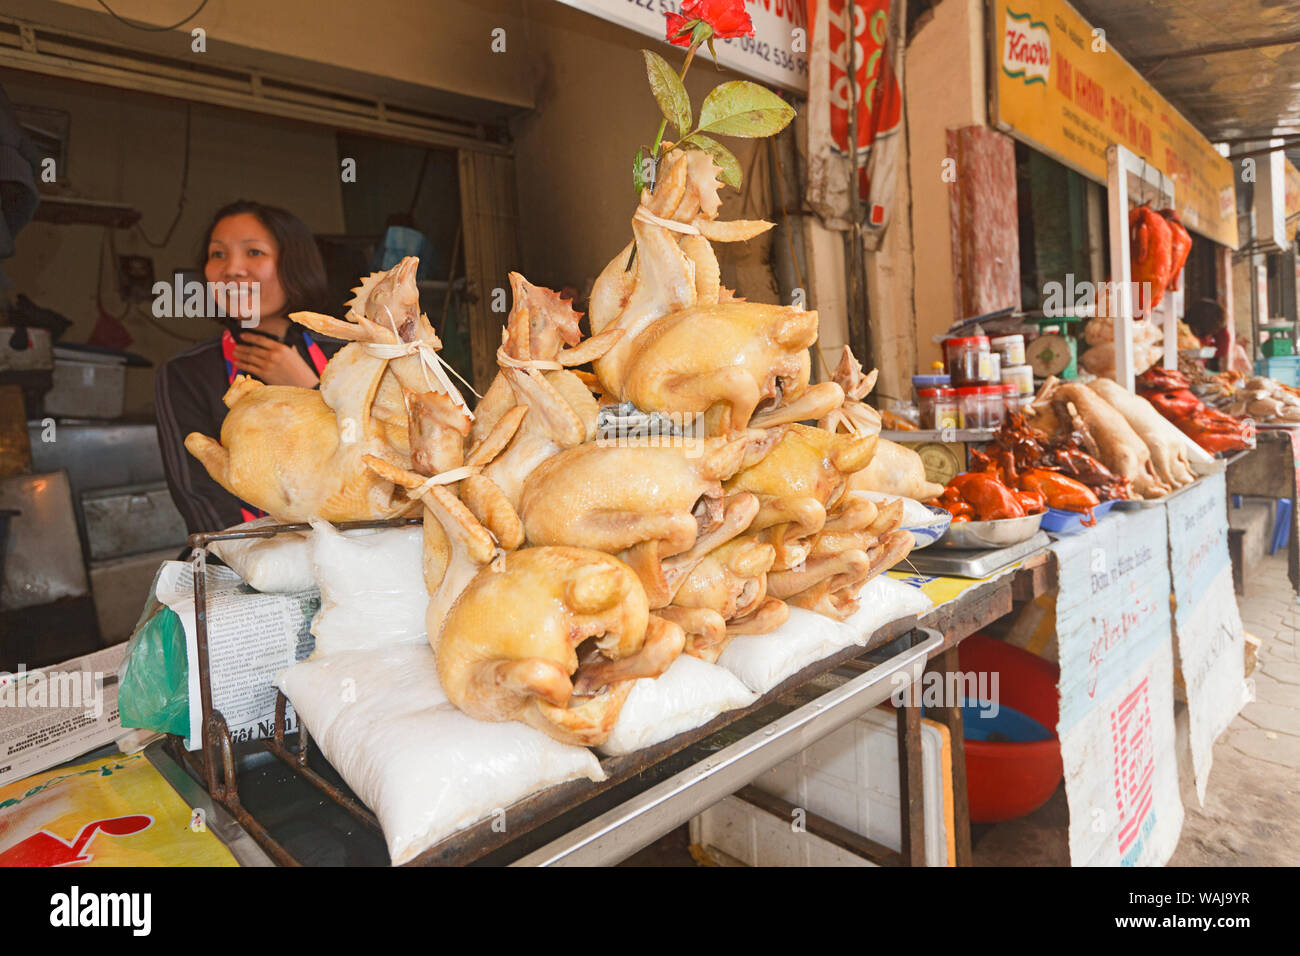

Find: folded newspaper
<box><xmin>153</xmin><ymin>560</ymin><xmax>318</xmax><ymax>750</ymax></box>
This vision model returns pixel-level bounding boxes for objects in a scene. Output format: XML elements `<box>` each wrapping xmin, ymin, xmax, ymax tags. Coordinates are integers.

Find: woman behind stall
<box><xmin>156</xmin><ymin>201</ymin><xmax>345</xmax><ymax>535</ymax></box>
<box><xmin>1186</xmin><ymin>298</ymin><xmax>1251</xmax><ymax>376</ymax></box>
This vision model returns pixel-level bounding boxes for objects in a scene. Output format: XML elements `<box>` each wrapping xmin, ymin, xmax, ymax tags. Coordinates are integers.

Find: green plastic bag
<box><xmin>117</xmin><ymin>566</ymin><xmax>189</xmax><ymax>737</ymax></box>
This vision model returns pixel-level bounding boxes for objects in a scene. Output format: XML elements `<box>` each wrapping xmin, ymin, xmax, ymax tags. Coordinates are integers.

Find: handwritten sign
<box><xmin>1165</xmin><ymin>473</ymin><xmax>1247</xmax><ymax>804</ymax></box>
<box><xmin>554</xmin><ymin>0</ymin><xmax>809</xmax><ymax>93</ymax></box>
<box><xmin>1051</xmin><ymin>506</ymin><xmax>1183</xmax><ymax>866</ymax></box>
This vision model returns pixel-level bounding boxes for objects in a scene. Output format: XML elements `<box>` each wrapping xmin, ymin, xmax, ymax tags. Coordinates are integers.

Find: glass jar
<box><xmin>1000</xmin><ymin>383</ymin><xmax>1021</xmax><ymax>417</ymax></box>
<box><xmin>911</xmin><ymin>373</ymin><xmax>951</xmax><ymax>404</ymax></box>
<box><xmin>956</xmin><ymin>385</ymin><xmax>1006</xmax><ymax>429</ymax></box>
<box><xmin>917</xmin><ymin>387</ymin><xmax>959</xmax><ymax>429</ymax></box>
<box><xmin>990</xmin><ymin>334</ymin><xmax>1026</xmax><ymax>368</ymax></box>
<box><xmin>1000</xmin><ymin>363</ymin><xmax>1034</xmax><ymax>399</ymax></box>
<box><xmin>943</xmin><ymin>335</ymin><xmax>998</xmax><ymax>385</ymax></box>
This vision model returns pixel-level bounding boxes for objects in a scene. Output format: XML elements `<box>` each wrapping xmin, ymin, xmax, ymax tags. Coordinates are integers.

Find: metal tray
<box><xmin>907</xmin><ymin>531</ymin><xmax>1050</xmax><ymax>579</ymax></box>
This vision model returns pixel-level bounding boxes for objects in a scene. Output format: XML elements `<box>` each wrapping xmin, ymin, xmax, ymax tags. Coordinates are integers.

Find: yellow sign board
<box><xmin>990</xmin><ymin>0</ymin><xmax>1239</xmax><ymax>249</ymax></box>
<box><xmin>1286</xmin><ymin>158</ymin><xmax>1300</xmax><ymax>225</ymax></box>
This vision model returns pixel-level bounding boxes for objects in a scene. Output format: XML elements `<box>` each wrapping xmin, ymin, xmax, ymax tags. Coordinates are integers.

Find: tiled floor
<box><xmin>1167</xmin><ymin>550</ymin><xmax>1300</xmax><ymax>866</ymax></box>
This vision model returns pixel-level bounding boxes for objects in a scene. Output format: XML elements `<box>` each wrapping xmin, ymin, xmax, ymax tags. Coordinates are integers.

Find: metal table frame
<box><xmin>170</xmin><ymin>517</ymin><xmax>1058</xmax><ymax>868</ymax></box>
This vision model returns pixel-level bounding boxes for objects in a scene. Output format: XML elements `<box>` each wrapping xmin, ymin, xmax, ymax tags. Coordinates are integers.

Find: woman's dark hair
<box><xmin>198</xmin><ymin>200</ymin><xmax>331</xmax><ymax>318</ymax></box>
<box><xmin>1185</xmin><ymin>298</ymin><xmax>1226</xmax><ymax>339</ymax></box>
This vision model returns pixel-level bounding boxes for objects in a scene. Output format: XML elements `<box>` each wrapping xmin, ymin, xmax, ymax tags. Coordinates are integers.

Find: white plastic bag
<box><xmin>210</xmin><ymin>516</ymin><xmax>314</xmax><ymax>593</ymax></box>
<box><xmin>840</xmin><ymin>575</ymin><xmax>933</xmax><ymax>641</ymax></box>
<box><xmin>599</xmin><ymin>655</ymin><xmax>757</xmax><ymax>756</ymax></box>
<box><xmin>717</xmin><ymin>607</ymin><xmax>852</xmax><ymax>694</ymax></box>
<box><xmin>308</xmin><ymin>521</ymin><xmax>427</xmax><ymax>654</ymax></box>
<box><xmin>277</xmin><ymin>644</ymin><xmax>606</xmax><ymax>866</ymax></box>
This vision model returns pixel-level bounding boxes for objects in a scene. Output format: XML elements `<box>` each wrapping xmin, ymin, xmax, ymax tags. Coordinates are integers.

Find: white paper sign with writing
<box><xmin>553</xmin><ymin>0</ymin><xmax>809</xmax><ymax>92</ymax></box>
<box><xmin>1165</xmin><ymin>472</ymin><xmax>1247</xmax><ymax>804</ymax></box>
<box><xmin>1052</xmin><ymin>507</ymin><xmax>1183</xmax><ymax>866</ymax></box>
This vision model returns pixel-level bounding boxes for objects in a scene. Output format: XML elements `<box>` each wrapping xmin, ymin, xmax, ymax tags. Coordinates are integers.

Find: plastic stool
<box><xmin>1271</xmin><ymin>498</ymin><xmax>1293</xmax><ymax>555</ymax></box>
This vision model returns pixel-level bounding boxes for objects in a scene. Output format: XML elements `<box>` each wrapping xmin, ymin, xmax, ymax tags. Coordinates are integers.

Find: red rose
<box><xmin>664</xmin><ymin>0</ymin><xmax>755</xmax><ymax>47</ymax></box>
<box><xmin>665</xmin><ymin>12</ymin><xmax>693</xmax><ymax>46</ymax></box>
<box><xmin>682</xmin><ymin>0</ymin><xmax>754</xmax><ymax>38</ymax></box>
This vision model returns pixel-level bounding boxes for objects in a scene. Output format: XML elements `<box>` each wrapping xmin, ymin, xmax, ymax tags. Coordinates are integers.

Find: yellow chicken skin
<box><xmin>725</xmin><ymin>423</ymin><xmax>877</xmax><ymax>570</ymax></box>
<box><xmin>516</xmin><ymin>436</ymin><xmax>753</xmax><ymax>607</ymax></box>
<box><xmin>615</xmin><ymin>301</ymin><xmax>823</xmax><ymax>436</ymax></box>
<box><xmin>663</xmin><ymin>535</ymin><xmax>786</xmax><ymax>662</ymax></box>
<box><xmin>436</xmin><ymin>547</ymin><xmax>685</xmax><ymax>747</ymax></box>
<box><xmin>185</xmin><ymin>257</ymin><xmax>469</xmax><ymax>524</ymax></box>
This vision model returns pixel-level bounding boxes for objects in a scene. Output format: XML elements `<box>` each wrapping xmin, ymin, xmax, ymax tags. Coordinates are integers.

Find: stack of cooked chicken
<box><xmin>185</xmin><ymin>148</ymin><xmax>919</xmax><ymax>749</ymax></box>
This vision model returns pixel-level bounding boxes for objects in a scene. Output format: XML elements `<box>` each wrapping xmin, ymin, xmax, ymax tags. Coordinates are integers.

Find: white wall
<box><xmin>2</xmin><ymin>68</ymin><xmax>346</xmax><ymax>414</ymax></box>
<box><xmin>903</xmin><ymin>0</ymin><xmax>987</xmax><ymax>373</ymax></box>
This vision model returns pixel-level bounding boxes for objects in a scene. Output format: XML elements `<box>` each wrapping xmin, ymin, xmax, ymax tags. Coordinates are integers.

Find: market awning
<box><xmin>1072</xmin><ymin>0</ymin><xmax>1300</xmax><ymax>150</ymax></box>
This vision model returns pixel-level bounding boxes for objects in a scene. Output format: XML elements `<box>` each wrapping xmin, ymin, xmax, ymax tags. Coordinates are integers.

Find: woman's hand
<box><xmin>233</xmin><ymin>337</ymin><xmax>320</xmax><ymax>387</ymax></box>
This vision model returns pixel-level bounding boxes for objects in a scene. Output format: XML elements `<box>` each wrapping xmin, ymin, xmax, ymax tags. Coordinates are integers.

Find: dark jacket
<box><xmin>155</xmin><ymin>324</ymin><xmax>344</xmax><ymax>535</ymax></box>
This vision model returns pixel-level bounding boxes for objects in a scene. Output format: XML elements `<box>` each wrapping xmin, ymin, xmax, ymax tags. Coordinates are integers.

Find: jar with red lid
<box><xmin>943</xmin><ymin>335</ymin><xmax>999</xmax><ymax>385</ymax></box>
<box><xmin>999</xmin><ymin>383</ymin><xmax>1021</xmax><ymax>417</ymax></box>
<box><xmin>956</xmin><ymin>385</ymin><xmax>1006</xmax><ymax>429</ymax></box>
<box><xmin>917</xmin><ymin>387</ymin><xmax>959</xmax><ymax>429</ymax></box>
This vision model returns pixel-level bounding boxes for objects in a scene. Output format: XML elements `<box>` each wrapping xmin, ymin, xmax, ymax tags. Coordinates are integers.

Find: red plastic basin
<box><xmin>958</xmin><ymin>634</ymin><xmax>1063</xmax><ymax>824</ymax></box>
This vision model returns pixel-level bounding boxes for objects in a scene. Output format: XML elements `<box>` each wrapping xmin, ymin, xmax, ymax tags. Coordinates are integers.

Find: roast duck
<box><xmin>185</xmin><ymin>147</ymin><xmax>921</xmax><ymax>747</ymax></box>
<box><xmin>1129</xmin><ymin>203</ymin><xmax>1174</xmax><ymax>311</ymax></box>
<box><xmin>1137</xmin><ymin>367</ymin><xmax>1255</xmax><ymax>454</ymax></box>
<box><xmin>933</xmin><ymin>415</ymin><xmax>1102</xmax><ymax>525</ymax></box>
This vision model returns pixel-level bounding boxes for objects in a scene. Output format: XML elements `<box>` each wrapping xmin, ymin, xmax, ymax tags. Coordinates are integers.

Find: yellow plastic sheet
<box><xmin>887</xmin><ymin>560</ymin><xmax>1024</xmax><ymax>611</ymax></box>
<box><xmin>0</xmin><ymin>752</ymin><xmax>237</xmax><ymax>867</ymax></box>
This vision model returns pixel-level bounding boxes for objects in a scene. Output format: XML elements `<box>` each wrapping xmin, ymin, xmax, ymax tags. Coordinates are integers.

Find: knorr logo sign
<box><xmin>1003</xmin><ymin>7</ymin><xmax>1050</xmax><ymax>85</ymax></box>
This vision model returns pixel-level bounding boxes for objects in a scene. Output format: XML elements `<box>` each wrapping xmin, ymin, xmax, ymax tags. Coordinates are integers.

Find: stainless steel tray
<box><xmin>906</xmin><ymin>531</ymin><xmax>1051</xmax><ymax>579</ymax></box>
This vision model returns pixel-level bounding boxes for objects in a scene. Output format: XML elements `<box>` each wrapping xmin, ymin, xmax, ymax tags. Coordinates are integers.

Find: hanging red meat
<box><xmin>1130</xmin><ymin>203</ymin><xmax>1173</xmax><ymax>311</ymax></box>
<box><xmin>1158</xmin><ymin>208</ymin><xmax>1193</xmax><ymax>292</ymax></box>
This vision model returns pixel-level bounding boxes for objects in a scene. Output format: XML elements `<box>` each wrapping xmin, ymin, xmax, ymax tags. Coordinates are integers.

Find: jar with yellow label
<box><xmin>917</xmin><ymin>387</ymin><xmax>959</xmax><ymax>429</ymax></box>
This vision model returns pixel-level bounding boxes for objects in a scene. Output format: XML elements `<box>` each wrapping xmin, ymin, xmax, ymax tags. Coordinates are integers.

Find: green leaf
<box><xmin>633</xmin><ymin>147</ymin><xmax>648</xmax><ymax>194</ymax></box>
<box><xmin>642</xmin><ymin>50</ymin><xmax>691</xmax><ymax>136</ymax></box>
<box><xmin>696</xmin><ymin>81</ymin><xmax>795</xmax><ymax>139</ymax></box>
<box><xmin>679</xmin><ymin>134</ymin><xmax>742</xmax><ymax>190</ymax></box>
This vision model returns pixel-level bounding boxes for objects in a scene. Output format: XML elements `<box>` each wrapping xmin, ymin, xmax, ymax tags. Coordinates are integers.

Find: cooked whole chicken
<box><xmin>184</xmin><ymin>257</ymin><xmax>467</xmax><ymax>523</ymax></box>
<box><xmin>817</xmin><ymin>346</ymin><xmax>945</xmax><ymax>501</ymax></box>
<box><xmin>467</xmin><ymin>273</ymin><xmax>621</xmax><ymax>508</ymax></box>
<box><xmin>663</xmin><ymin>535</ymin><xmax>788</xmax><ymax>662</ymax></box>
<box><xmin>725</xmin><ymin>423</ymin><xmax>877</xmax><ymax>571</ymax></box>
<box><xmin>516</xmin><ymin>436</ymin><xmax>756</xmax><ymax>607</ymax></box>
<box><xmin>435</xmin><ymin>546</ymin><xmax>684</xmax><ymax>747</ymax></box>
<box><xmin>587</xmin><ymin>147</ymin><xmax>840</xmax><ymax>434</ymax></box>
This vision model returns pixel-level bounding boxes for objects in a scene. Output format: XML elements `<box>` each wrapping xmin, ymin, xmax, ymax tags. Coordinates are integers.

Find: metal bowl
<box><xmin>937</xmin><ymin>511</ymin><xmax>1045</xmax><ymax>550</ymax></box>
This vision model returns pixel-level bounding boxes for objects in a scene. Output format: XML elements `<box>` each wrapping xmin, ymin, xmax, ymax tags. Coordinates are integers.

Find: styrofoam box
<box><xmin>45</xmin><ymin>359</ymin><xmax>126</xmax><ymax>419</ymax></box>
<box><xmin>691</xmin><ymin>707</ymin><xmax>953</xmax><ymax>866</ymax></box>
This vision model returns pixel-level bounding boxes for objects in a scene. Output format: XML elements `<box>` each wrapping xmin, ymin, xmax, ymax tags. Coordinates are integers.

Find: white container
<box><xmin>44</xmin><ymin>358</ymin><xmax>126</xmax><ymax>419</ymax></box>
<box><xmin>990</xmin><ymin>334</ymin><xmax>1026</xmax><ymax>367</ymax></box>
<box><xmin>0</xmin><ymin>327</ymin><xmax>52</xmax><ymax>372</ymax></box>
<box><xmin>691</xmin><ymin>706</ymin><xmax>954</xmax><ymax>866</ymax></box>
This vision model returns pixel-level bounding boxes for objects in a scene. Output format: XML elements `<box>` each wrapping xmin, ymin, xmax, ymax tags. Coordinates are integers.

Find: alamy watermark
<box><xmin>1041</xmin><ymin>274</ymin><xmax>1156</xmax><ymax>318</ymax></box>
<box><xmin>151</xmin><ymin>273</ymin><xmax>261</xmax><ymax>327</ymax></box>
<box><xmin>595</xmin><ymin>403</ymin><xmax>706</xmax><ymax>458</ymax></box>
<box><xmin>0</xmin><ymin>666</ymin><xmax>105</xmax><ymax>720</ymax></box>
<box><xmin>891</xmin><ymin>668</ymin><xmax>1000</xmax><ymax>718</ymax></box>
